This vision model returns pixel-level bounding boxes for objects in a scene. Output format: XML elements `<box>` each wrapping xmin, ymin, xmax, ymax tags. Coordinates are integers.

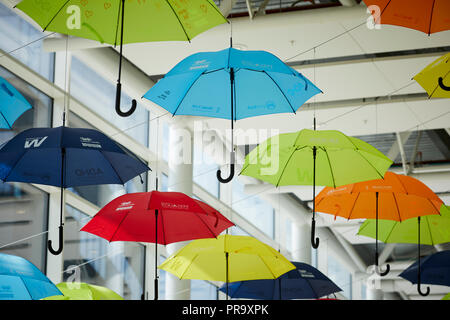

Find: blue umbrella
<box><xmin>143</xmin><ymin>45</ymin><xmax>321</xmax><ymax>183</ymax></box>
<box><xmin>218</xmin><ymin>261</ymin><xmax>342</xmax><ymax>300</ymax></box>
<box><xmin>399</xmin><ymin>250</ymin><xmax>450</xmax><ymax>289</ymax></box>
<box><xmin>0</xmin><ymin>76</ymin><xmax>32</xmax><ymax>129</ymax></box>
<box><xmin>0</xmin><ymin>126</ymin><xmax>151</xmax><ymax>255</ymax></box>
<box><xmin>0</xmin><ymin>253</ymin><xmax>62</xmax><ymax>300</ymax></box>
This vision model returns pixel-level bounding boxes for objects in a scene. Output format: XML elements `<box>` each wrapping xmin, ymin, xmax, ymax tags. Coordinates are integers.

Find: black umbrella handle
<box><xmin>417</xmin><ymin>283</ymin><xmax>430</xmax><ymax>297</ymax></box>
<box><xmin>438</xmin><ymin>77</ymin><xmax>450</xmax><ymax>91</ymax></box>
<box><xmin>311</xmin><ymin>219</ymin><xmax>320</xmax><ymax>249</ymax></box>
<box><xmin>48</xmin><ymin>225</ymin><xmax>64</xmax><ymax>256</ymax></box>
<box><xmin>217</xmin><ymin>152</ymin><xmax>235</xmax><ymax>183</ymax></box>
<box><xmin>115</xmin><ymin>82</ymin><xmax>137</xmax><ymax>117</ymax></box>
<box><xmin>375</xmin><ymin>263</ymin><xmax>390</xmax><ymax>276</ymax></box>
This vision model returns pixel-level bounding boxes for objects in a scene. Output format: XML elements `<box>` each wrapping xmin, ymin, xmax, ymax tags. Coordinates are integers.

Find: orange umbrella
<box><xmin>315</xmin><ymin>171</ymin><xmax>443</xmax><ymax>276</ymax></box>
<box><xmin>363</xmin><ymin>0</ymin><xmax>450</xmax><ymax>35</ymax></box>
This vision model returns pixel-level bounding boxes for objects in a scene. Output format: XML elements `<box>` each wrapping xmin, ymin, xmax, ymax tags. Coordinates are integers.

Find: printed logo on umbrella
<box><xmin>116</xmin><ymin>201</ymin><xmax>135</xmax><ymax>211</ymax></box>
<box><xmin>298</xmin><ymin>269</ymin><xmax>315</xmax><ymax>278</ymax></box>
<box><xmin>24</xmin><ymin>136</ymin><xmax>48</xmax><ymax>148</ymax></box>
<box><xmin>80</xmin><ymin>137</ymin><xmax>102</xmax><ymax>149</ymax></box>
<box><xmin>160</xmin><ymin>202</ymin><xmax>189</xmax><ymax>210</ymax></box>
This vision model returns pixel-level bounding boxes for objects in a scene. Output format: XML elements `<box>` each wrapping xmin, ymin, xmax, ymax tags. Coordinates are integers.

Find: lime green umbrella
<box><xmin>15</xmin><ymin>0</ymin><xmax>227</xmax><ymax>117</ymax></box>
<box><xmin>41</xmin><ymin>282</ymin><xmax>124</xmax><ymax>300</ymax></box>
<box><xmin>240</xmin><ymin>127</ymin><xmax>392</xmax><ymax>248</ymax></box>
<box><xmin>358</xmin><ymin>204</ymin><xmax>450</xmax><ymax>296</ymax></box>
<box><xmin>442</xmin><ymin>293</ymin><xmax>450</xmax><ymax>300</ymax></box>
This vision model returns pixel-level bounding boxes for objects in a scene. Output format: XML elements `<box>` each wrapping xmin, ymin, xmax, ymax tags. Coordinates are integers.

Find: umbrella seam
<box><xmin>178</xmin><ymin>252</ymin><xmax>200</xmax><ymax>280</ymax></box>
<box><xmin>42</xmin><ymin>0</ymin><xmax>70</xmax><ymax>31</ymax></box>
<box><xmin>108</xmin><ymin>210</ymin><xmax>130</xmax><ymax>242</ymax></box>
<box><xmin>164</xmin><ymin>0</ymin><xmax>191</xmax><ymax>42</ymax></box>
<box><xmin>424</xmin><ymin>215</ymin><xmax>435</xmax><ymax>245</ymax></box>
<box><xmin>274</xmin><ymin>146</ymin><xmax>308</xmax><ymax>187</ymax></box>
<box><xmin>205</xmin><ymin>0</ymin><xmax>229</xmax><ymax>25</ymax></box>
<box><xmin>171</xmin><ymin>71</ymin><xmax>207</xmax><ymax>117</ymax></box>
<box><xmin>192</xmin><ymin>211</ymin><xmax>221</xmax><ymax>239</ymax></box>
<box><xmin>392</xmin><ymin>193</ymin><xmax>402</xmax><ymax>222</ymax></box>
<box><xmin>256</xmin><ymin>255</ymin><xmax>277</xmax><ymax>279</ymax></box>
<box><xmin>2</xmin><ymin>150</ymin><xmax>28</xmax><ymax>182</ymax></box>
<box><xmin>322</xmin><ymin>147</ymin><xmax>336</xmax><ymax>188</ymax></box>
<box><xmin>428</xmin><ymin>0</ymin><xmax>436</xmax><ymax>36</ymax></box>
<box><xmin>354</xmin><ymin>149</ymin><xmax>385</xmax><ymax>179</ymax></box>
<box><xmin>18</xmin><ymin>276</ymin><xmax>33</xmax><ymax>299</ymax></box>
<box><xmin>0</xmin><ymin>112</ymin><xmax>12</xmax><ymax>129</ymax></box>
<box><xmin>262</xmin><ymin>71</ymin><xmax>297</xmax><ymax>114</ymax></box>
<box><xmin>99</xmin><ymin>151</ymin><xmax>126</xmax><ymax>185</ymax></box>
<box><xmin>346</xmin><ymin>192</ymin><xmax>360</xmax><ymax>221</ymax></box>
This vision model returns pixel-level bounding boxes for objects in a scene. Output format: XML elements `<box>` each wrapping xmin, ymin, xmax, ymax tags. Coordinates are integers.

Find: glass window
<box><xmin>162</xmin><ymin>121</ymin><xmax>169</xmax><ymax>162</ymax></box>
<box><xmin>0</xmin><ymin>66</ymin><xmax>53</xmax><ymax>145</ymax></box>
<box><xmin>191</xmin><ymin>280</ymin><xmax>217</xmax><ymax>300</ymax></box>
<box><xmin>229</xmin><ymin>225</ymin><xmax>249</xmax><ymax>236</ymax></box>
<box><xmin>158</xmin><ymin>255</ymin><xmax>166</xmax><ymax>300</ymax></box>
<box><xmin>0</xmin><ymin>2</ymin><xmax>54</xmax><ymax>81</ymax></box>
<box><xmin>0</xmin><ymin>183</ymin><xmax>49</xmax><ymax>272</ymax></box>
<box><xmin>327</xmin><ymin>254</ymin><xmax>352</xmax><ymax>299</ymax></box>
<box><xmin>64</xmin><ymin>205</ymin><xmax>145</xmax><ymax>300</ymax></box>
<box><xmin>285</xmin><ymin>217</ymin><xmax>292</xmax><ymax>254</ymax></box>
<box><xmin>232</xmin><ymin>178</ymin><xmax>274</xmax><ymax>238</ymax></box>
<box><xmin>67</xmin><ymin>112</ymin><xmax>147</xmax><ymax>208</ymax></box>
<box><xmin>160</xmin><ymin>173</ymin><xmax>169</xmax><ymax>192</ymax></box>
<box><xmin>69</xmin><ymin>56</ymin><xmax>149</xmax><ymax>147</ymax></box>
<box><xmin>193</xmin><ymin>145</ymin><xmax>219</xmax><ymax>198</ymax></box>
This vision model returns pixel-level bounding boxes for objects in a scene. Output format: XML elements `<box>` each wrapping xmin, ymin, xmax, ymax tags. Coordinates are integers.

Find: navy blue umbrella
<box><xmin>0</xmin><ymin>126</ymin><xmax>151</xmax><ymax>255</ymax></box>
<box><xmin>399</xmin><ymin>250</ymin><xmax>450</xmax><ymax>288</ymax></box>
<box><xmin>219</xmin><ymin>261</ymin><xmax>342</xmax><ymax>300</ymax></box>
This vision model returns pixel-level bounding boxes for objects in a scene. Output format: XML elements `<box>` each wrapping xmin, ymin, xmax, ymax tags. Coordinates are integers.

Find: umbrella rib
<box><xmin>2</xmin><ymin>150</ymin><xmax>28</xmax><ymax>182</ymax></box>
<box><xmin>99</xmin><ymin>151</ymin><xmax>125</xmax><ymax>185</ymax></box>
<box><xmin>322</xmin><ymin>147</ymin><xmax>336</xmax><ymax>188</ymax></box>
<box><xmin>428</xmin><ymin>0</ymin><xmax>436</xmax><ymax>36</ymax></box>
<box><xmin>257</xmin><ymin>255</ymin><xmax>277</xmax><ymax>279</ymax></box>
<box><xmin>159</xmin><ymin>209</ymin><xmax>167</xmax><ymax>245</ymax></box>
<box><xmin>274</xmin><ymin>146</ymin><xmax>307</xmax><ymax>187</ymax></box>
<box><xmin>42</xmin><ymin>0</ymin><xmax>71</xmax><ymax>31</ymax></box>
<box><xmin>346</xmin><ymin>192</ymin><xmax>360</xmax><ymax>221</ymax></box>
<box><xmin>170</xmin><ymin>71</ymin><xmax>207</xmax><ymax>117</ymax></box>
<box><xmin>353</xmin><ymin>150</ymin><xmax>385</xmax><ymax>179</ymax></box>
<box><xmin>424</xmin><ymin>216</ymin><xmax>435</xmax><ymax>245</ymax></box>
<box><xmin>392</xmin><ymin>194</ymin><xmax>402</xmax><ymax>222</ymax></box>
<box><xmin>18</xmin><ymin>276</ymin><xmax>33</xmax><ymax>299</ymax></box>
<box><xmin>205</xmin><ymin>0</ymin><xmax>229</xmax><ymax>25</ymax></box>
<box><xmin>164</xmin><ymin>0</ymin><xmax>191</xmax><ymax>42</ymax></box>
<box><xmin>192</xmin><ymin>211</ymin><xmax>220</xmax><ymax>239</ymax></box>
<box><xmin>0</xmin><ymin>112</ymin><xmax>12</xmax><ymax>129</ymax></box>
<box><xmin>262</xmin><ymin>71</ymin><xmax>297</xmax><ymax>114</ymax></box>
<box><xmin>178</xmin><ymin>253</ymin><xmax>200</xmax><ymax>280</ymax></box>
<box><xmin>108</xmin><ymin>211</ymin><xmax>130</xmax><ymax>242</ymax></box>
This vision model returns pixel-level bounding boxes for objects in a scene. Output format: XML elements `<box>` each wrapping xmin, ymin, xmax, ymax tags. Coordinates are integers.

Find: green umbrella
<box><xmin>15</xmin><ymin>0</ymin><xmax>227</xmax><ymax>117</ymax></box>
<box><xmin>42</xmin><ymin>282</ymin><xmax>124</xmax><ymax>300</ymax></box>
<box><xmin>358</xmin><ymin>204</ymin><xmax>450</xmax><ymax>296</ymax></box>
<box><xmin>240</xmin><ymin>127</ymin><xmax>392</xmax><ymax>249</ymax></box>
<box><xmin>442</xmin><ymin>293</ymin><xmax>450</xmax><ymax>300</ymax></box>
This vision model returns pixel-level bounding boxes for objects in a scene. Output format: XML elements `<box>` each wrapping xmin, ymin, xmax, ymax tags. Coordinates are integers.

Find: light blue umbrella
<box><xmin>143</xmin><ymin>45</ymin><xmax>321</xmax><ymax>183</ymax></box>
<box><xmin>0</xmin><ymin>76</ymin><xmax>32</xmax><ymax>129</ymax></box>
<box><xmin>0</xmin><ymin>253</ymin><xmax>62</xmax><ymax>300</ymax></box>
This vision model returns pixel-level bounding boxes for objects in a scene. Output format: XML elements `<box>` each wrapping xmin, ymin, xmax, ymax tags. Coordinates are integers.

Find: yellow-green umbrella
<box><xmin>442</xmin><ymin>293</ymin><xmax>450</xmax><ymax>300</ymax></box>
<box><xmin>413</xmin><ymin>53</ymin><xmax>450</xmax><ymax>98</ymax></box>
<box><xmin>42</xmin><ymin>282</ymin><xmax>124</xmax><ymax>300</ymax></box>
<box><xmin>159</xmin><ymin>235</ymin><xmax>295</xmax><ymax>299</ymax></box>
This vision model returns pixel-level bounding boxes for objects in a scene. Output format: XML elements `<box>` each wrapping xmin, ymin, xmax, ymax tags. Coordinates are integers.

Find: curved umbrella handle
<box><xmin>48</xmin><ymin>225</ymin><xmax>64</xmax><ymax>256</ymax></box>
<box><xmin>217</xmin><ymin>164</ymin><xmax>235</xmax><ymax>184</ymax></box>
<box><xmin>311</xmin><ymin>219</ymin><xmax>320</xmax><ymax>249</ymax></box>
<box><xmin>438</xmin><ymin>77</ymin><xmax>450</xmax><ymax>91</ymax></box>
<box><xmin>375</xmin><ymin>263</ymin><xmax>390</xmax><ymax>276</ymax></box>
<box><xmin>115</xmin><ymin>82</ymin><xmax>137</xmax><ymax>117</ymax></box>
<box><xmin>417</xmin><ymin>283</ymin><xmax>430</xmax><ymax>297</ymax></box>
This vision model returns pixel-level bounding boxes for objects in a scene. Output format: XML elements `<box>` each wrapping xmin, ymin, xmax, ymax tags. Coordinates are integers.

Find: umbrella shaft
<box><xmin>155</xmin><ymin>209</ymin><xmax>158</xmax><ymax>300</ymax></box>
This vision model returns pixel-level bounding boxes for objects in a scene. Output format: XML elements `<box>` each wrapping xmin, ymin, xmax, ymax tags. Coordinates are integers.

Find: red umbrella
<box><xmin>81</xmin><ymin>191</ymin><xmax>234</xmax><ymax>299</ymax></box>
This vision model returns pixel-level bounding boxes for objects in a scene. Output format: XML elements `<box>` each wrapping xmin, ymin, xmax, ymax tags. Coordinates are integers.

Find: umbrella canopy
<box><xmin>316</xmin><ymin>172</ymin><xmax>443</xmax><ymax>221</ymax></box>
<box><xmin>0</xmin><ymin>126</ymin><xmax>150</xmax><ymax>255</ymax></box>
<box><xmin>316</xmin><ymin>172</ymin><xmax>442</xmax><ymax>276</ymax></box>
<box><xmin>0</xmin><ymin>76</ymin><xmax>32</xmax><ymax>129</ymax></box>
<box><xmin>42</xmin><ymin>282</ymin><xmax>123</xmax><ymax>300</ymax></box>
<box><xmin>159</xmin><ymin>235</ymin><xmax>295</xmax><ymax>299</ymax></box>
<box><xmin>218</xmin><ymin>261</ymin><xmax>342</xmax><ymax>300</ymax></box>
<box><xmin>399</xmin><ymin>250</ymin><xmax>450</xmax><ymax>288</ymax></box>
<box><xmin>81</xmin><ymin>191</ymin><xmax>234</xmax><ymax>300</ymax></box>
<box><xmin>240</xmin><ymin>128</ymin><xmax>392</xmax><ymax>248</ymax></box>
<box><xmin>363</xmin><ymin>0</ymin><xmax>450</xmax><ymax>35</ymax></box>
<box><xmin>442</xmin><ymin>293</ymin><xmax>450</xmax><ymax>300</ymax></box>
<box><xmin>0</xmin><ymin>253</ymin><xmax>62</xmax><ymax>300</ymax></box>
<box><xmin>143</xmin><ymin>47</ymin><xmax>321</xmax><ymax>183</ymax></box>
<box><xmin>413</xmin><ymin>52</ymin><xmax>450</xmax><ymax>98</ymax></box>
<box><xmin>358</xmin><ymin>204</ymin><xmax>450</xmax><ymax>296</ymax></box>
<box><xmin>15</xmin><ymin>0</ymin><xmax>227</xmax><ymax>117</ymax></box>
<box><xmin>80</xmin><ymin>191</ymin><xmax>234</xmax><ymax>244</ymax></box>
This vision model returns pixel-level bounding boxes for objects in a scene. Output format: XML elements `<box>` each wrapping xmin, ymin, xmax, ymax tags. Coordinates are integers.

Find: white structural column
<box><xmin>366</xmin><ymin>287</ymin><xmax>384</xmax><ymax>300</ymax></box>
<box><xmin>165</xmin><ymin>119</ymin><xmax>193</xmax><ymax>300</ymax></box>
<box><xmin>291</xmin><ymin>223</ymin><xmax>311</xmax><ymax>264</ymax></box>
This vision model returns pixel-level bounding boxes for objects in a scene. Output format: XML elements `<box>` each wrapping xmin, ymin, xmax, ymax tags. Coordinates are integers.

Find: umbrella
<box><xmin>15</xmin><ymin>0</ymin><xmax>227</xmax><ymax>117</ymax></box>
<box><xmin>358</xmin><ymin>204</ymin><xmax>450</xmax><ymax>296</ymax></box>
<box><xmin>159</xmin><ymin>234</ymin><xmax>296</xmax><ymax>300</ymax></box>
<box><xmin>218</xmin><ymin>261</ymin><xmax>342</xmax><ymax>300</ymax></box>
<box><xmin>81</xmin><ymin>191</ymin><xmax>234</xmax><ymax>300</ymax></box>
<box><xmin>0</xmin><ymin>253</ymin><xmax>62</xmax><ymax>300</ymax></box>
<box><xmin>442</xmin><ymin>293</ymin><xmax>450</xmax><ymax>300</ymax></box>
<box><xmin>363</xmin><ymin>0</ymin><xmax>450</xmax><ymax>35</ymax></box>
<box><xmin>240</xmin><ymin>128</ymin><xmax>393</xmax><ymax>248</ymax></box>
<box><xmin>0</xmin><ymin>126</ymin><xmax>151</xmax><ymax>256</ymax></box>
<box><xmin>413</xmin><ymin>52</ymin><xmax>450</xmax><ymax>98</ymax></box>
<box><xmin>143</xmin><ymin>46</ymin><xmax>321</xmax><ymax>183</ymax></box>
<box><xmin>0</xmin><ymin>76</ymin><xmax>32</xmax><ymax>129</ymax></box>
<box><xmin>399</xmin><ymin>250</ymin><xmax>450</xmax><ymax>289</ymax></box>
<box><xmin>42</xmin><ymin>282</ymin><xmax>123</xmax><ymax>300</ymax></box>
<box><xmin>316</xmin><ymin>171</ymin><xmax>443</xmax><ymax>276</ymax></box>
